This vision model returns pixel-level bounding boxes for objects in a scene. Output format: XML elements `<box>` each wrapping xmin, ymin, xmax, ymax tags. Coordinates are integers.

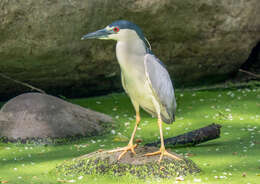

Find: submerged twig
<box><xmin>0</xmin><ymin>73</ymin><xmax>46</xmax><ymax>94</ymax></box>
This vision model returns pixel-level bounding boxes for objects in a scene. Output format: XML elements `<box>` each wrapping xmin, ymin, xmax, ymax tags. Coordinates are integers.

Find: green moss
<box><xmin>55</xmin><ymin>154</ymin><xmax>199</xmax><ymax>179</ymax></box>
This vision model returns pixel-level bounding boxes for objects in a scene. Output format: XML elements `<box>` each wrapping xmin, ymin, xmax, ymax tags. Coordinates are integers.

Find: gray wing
<box><xmin>144</xmin><ymin>54</ymin><xmax>177</xmax><ymax>123</ymax></box>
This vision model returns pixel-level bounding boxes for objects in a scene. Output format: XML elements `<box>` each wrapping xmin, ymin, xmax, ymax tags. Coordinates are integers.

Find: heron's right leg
<box><xmin>109</xmin><ymin>100</ymin><xmax>140</xmax><ymax>160</ymax></box>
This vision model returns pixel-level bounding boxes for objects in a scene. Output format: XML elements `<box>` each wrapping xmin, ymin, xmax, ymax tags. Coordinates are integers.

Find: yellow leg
<box><xmin>109</xmin><ymin>111</ymin><xmax>140</xmax><ymax>160</ymax></box>
<box><xmin>145</xmin><ymin>116</ymin><xmax>181</xmax><ymax>163</ymax></box>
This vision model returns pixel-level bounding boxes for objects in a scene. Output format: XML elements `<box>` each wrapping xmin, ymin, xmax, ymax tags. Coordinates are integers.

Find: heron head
<box><xmin>81</xmin><ymin>20</ymin><xmax>146</xmax><ymax>42</ymax></box>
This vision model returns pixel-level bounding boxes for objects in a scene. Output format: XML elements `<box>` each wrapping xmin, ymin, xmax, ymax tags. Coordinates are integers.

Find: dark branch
<box><xmin>238</xmin><ymin>69</ymin><xmax>260</xmax><ymax>79</ymax></box>
<box><xmin>0</xmin><ymin>73</ymin><xmax>46</xmax><ymax>94</ymax></box>
<box><xmin>145</xmin><ymin>123</ymin><xmax>222</xmax><ymax>148</ymax></box>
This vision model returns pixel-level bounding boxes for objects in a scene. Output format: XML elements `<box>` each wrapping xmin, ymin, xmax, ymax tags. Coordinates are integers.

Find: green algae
<box><xmin>55</xmin><ymin>147</ymin><xmax>200</xmax><ymax>178</ymax></box>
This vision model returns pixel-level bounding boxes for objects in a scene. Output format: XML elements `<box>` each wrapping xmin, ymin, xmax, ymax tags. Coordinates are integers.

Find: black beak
<box><xmin>81</xmin><ymin>28</ymin><xmax>112</xmax><ymax>40</ymax></box>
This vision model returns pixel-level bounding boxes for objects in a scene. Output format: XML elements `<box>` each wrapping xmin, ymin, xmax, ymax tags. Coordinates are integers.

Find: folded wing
<box><xmin>144</xmin><ymin>54</ymin><xmax>177</xmax><ymax>124</ymax></box>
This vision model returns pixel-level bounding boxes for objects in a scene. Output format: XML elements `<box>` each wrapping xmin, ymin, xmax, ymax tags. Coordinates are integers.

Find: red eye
<box><xmin>113</xmin><ymin>27</ymin><xmax>120</xmax><ymax>32</ymax></box>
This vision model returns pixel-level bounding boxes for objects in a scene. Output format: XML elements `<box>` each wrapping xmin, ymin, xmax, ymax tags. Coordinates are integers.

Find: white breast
<box><xmin>116</xmin><ymin>40</ymin><xmax>156</xmax><ymax>112</ymax></box>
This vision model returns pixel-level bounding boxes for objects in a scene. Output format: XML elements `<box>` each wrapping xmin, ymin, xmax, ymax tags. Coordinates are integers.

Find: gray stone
<box><xmin>0</xmin><ymin>0</ymin><xmax>259</xmax><ymax>99</ymax></box>
<box><xmin>0</xmin><ymin>93</ymin><xmax>113</xmax><ymax>142</ymax></box>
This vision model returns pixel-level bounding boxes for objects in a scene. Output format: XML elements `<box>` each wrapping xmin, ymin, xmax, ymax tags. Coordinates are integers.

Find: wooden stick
<box><xmin>238</xmin><ymin>69</ymin><xmax>260</xmax><ymax>78</ymax></box>
<box><xmin>145</xmin><ymin>123</ymin><xmax>222</xmax><ymax>148</ymax></box>
<box><xmin>0</xmin><ymin>73</ymin><xmax>46</xmax><ymax>94</ymax></box>
<box><xmin>179</xmin><ymin>81</ymin><xmax>260</xmax><ymax>92</ymax></box>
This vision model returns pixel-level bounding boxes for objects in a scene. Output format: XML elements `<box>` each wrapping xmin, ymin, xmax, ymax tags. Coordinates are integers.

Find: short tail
<box><xmin>161</xmin><ymin>113</ymin><xmax>175</xmax><ymax>124</ymax></box>
<box><xmin>142</xmin><ymin>107</ymin><xmax>175</xmax><ymax>124</ymax></box>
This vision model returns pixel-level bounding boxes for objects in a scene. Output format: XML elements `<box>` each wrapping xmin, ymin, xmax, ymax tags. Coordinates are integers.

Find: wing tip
<box><xmin>162</xmin><ymin>114</ymin><xmax>175</xmax><ymax>124</ymax></box>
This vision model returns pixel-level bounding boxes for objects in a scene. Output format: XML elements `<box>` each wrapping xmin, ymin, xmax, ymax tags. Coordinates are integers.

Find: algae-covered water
<box><xmin>0</xmin><ymin>86</ymin><xmax>260</xmax><ymax>183</ymax></box>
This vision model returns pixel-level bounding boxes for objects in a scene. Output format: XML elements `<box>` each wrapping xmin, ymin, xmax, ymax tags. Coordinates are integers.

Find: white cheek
<box><xmin>107</xmin><ymin>34</ymin><xmax>119</xmax><ymax>40</ymax></box>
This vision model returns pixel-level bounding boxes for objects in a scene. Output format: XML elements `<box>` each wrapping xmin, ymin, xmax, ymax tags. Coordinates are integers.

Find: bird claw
<box><xmin>145</xmin><ymin>147</ymin><xmax>181</xmax><ymax>163</ymax></box>
<box><xmin>108</xmin><ymin>144</ymin><xmax>137</xmax><ymax>160</ymax></box>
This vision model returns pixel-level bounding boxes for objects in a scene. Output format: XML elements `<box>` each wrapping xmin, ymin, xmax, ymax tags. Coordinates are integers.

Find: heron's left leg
<box><xmin>145</xmin><ymin>115</ymin><xmax>181</xmax><ymax>162</ymax></box>
<box><xmin>144</xmin><ymin>97</ymin><xmax>181</xmax><ymax>163</ymax></box>
<box><xmin>108</xmin><ymin>103</ymin><xmax>140</xmax><ymax>160</ymax></box>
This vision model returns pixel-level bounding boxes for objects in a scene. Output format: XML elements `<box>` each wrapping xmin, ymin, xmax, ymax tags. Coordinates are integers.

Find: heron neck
<box><xmin>116</xmin><ymin>39</ymin><xmax>147</xmax><ymax>56</ymax></box>
<box><xmin>116</xmin><ymin>39</ymin><xmax>146</xmax><ymax>72</ymax></box>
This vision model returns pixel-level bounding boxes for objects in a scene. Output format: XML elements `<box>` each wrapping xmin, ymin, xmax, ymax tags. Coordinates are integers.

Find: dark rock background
<box><xmin>0</xmin><ymin>0</ymin><xmax>259</xmax><ymax>100</ymax></box>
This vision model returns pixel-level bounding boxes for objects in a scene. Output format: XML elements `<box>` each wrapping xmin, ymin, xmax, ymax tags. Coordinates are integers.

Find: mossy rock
<box><xmin>55</xmin><ymin>146</ymin><xmax>200</xmax><ymax>178</ymax></box>
<box><xmin>1</xmin><ymin>0</ymin><xmax>260</xmax><ymax>100</ymax></box>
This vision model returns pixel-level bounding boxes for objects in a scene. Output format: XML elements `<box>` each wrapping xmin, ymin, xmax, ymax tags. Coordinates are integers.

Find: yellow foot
<box><xmin>108</xmin><ymin>144</ymin><xmax>137</xmax><ymax>160</ymax></box>
<box><xmin>145</xmin><ymin>148</ymin><xmax>181</xmax><ymax>163</ymax></box>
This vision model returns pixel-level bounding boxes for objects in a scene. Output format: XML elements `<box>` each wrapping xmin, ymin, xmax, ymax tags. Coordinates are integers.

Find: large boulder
<box><xmin>0</xmin><ymin>93</ymin><xmax>113</xmax><ymax>143</ymax></box>
<box><xmin>0</xmin><ymin>0</ymin><xmax>259</xmax><ymax>100</ymax></box>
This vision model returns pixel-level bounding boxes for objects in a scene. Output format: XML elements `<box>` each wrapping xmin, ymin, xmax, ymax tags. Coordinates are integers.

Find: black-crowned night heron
<box><xmin>82</xmin><ymin>20</ymin><xmax>180</xmax><ymax>162</ymax></box>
